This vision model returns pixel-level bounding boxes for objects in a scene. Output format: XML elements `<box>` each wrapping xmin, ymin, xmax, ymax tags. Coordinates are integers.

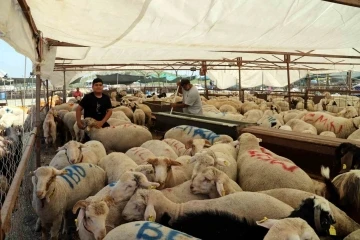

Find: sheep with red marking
<box><xmin>141</xmin><ymin>140</ymin><xmax>178</xmax><ymax>159</ymax></box>
<box><xmin>301</xmin><ymin>112</ymin><xmax>360</xmax><ymax>138</ymax></box>
<box><xmin>285</xmin><ymin>119</ymin><xmax>317</xmax><ymax>135</ymax></box>
<box><xmin>162</xmin><ymin>139</ymin><xmax>190</xmax><ymax>156</ymax></box>
<box><xmin>125</xmin><ymin>147</ymin><xmax>156</xmax><ymax>165</ymax></box>
<box><xmin>237</xmin><ymin>133</ymin><xmax>315</xmax><ymax>193</ymax></box>
<box><xmin>164</xmin><ymin>125</ymin><xmax>233</xmax><ymax>145</ymax></box>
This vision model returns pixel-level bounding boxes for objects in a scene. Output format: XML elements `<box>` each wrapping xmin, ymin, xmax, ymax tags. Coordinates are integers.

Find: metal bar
<box><xmin>1</xmin><ymin>127</ymin><xmax>37</xmax><ymax>234</ymax></box>
<box><xmin>35</xmin><ymin>65</ymin><xmax>41</xmax><ymax>168</ymax></box>
<box><xmin>212</xmin><ymin>50</ymin><xmax>360</xmax><ymax>59</ymax></box>
<box><xmin>285</xmin><ymin>55</ymin><xmax>291</xmax><ymax>106</ymax></box>
<box><xmin>237</xmin><ymin>57</ymin><xmax>242</xmax><ymax>101</ymax></box>
<box><xmin>308</xmin><ymin>88</ymin><xmax>360</xmax><ymax>94</ymax></box>
<box><xmin>46</xmin><ymin>80</ymin><xmax>49</xmax><ymax>112</ymax></box>
<box><xmin>63</xmin><ymin>71</ymin><xmax>67</xmax><ymax>103</ymax></box>
<box><xmin>322</xmin><ymin>0</ymin><xmax>360</xmax><ymax>8</ymax></box>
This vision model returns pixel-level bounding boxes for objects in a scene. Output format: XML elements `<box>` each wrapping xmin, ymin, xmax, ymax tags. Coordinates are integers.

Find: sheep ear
<box><xmin>169</xmin><ymin>159</ymin><xmax>182</xmax><ymax>166</ymax></box>
<box><xmin>256</xmin><ymin>218</ymin><xmax>278</xmax><ymax>229</ymax></box>
<box><xmin>57</xmin><ymin>145</ymin><xmax>65</xmax><ymax>152</ymax></box>
<box><xmin>52</xmin><ymin>168</ymin><xmax>68</xmax><ymax>176</ymax></box>
<box><xmin>340</xmin><ymin>151</ymin><xmax>353</xmax><ymax>173</ymax></box>
<box><xmin>72</xmin><ymin>200</ymin><xmax>90</xmax><ymax>214</ymax></box>
<box><xmin>257</xmin><ymin>138</ymin><xmax>262</xmax><ymax>143</ymax></box>
<box><xmin>146</xmin><ymin>158</ymin><xmax>158</xmax><ymax>165</ymax></box>
<box><xmin>185</xmin><ymin>140</ymin><xmax>193</xmax><ymax>149</ymax></box>
<box><xmin>103</xmin><ymin>195</ymin><xmax>115</xmax><ymax>207</ymax></box>
<box><xmin>141</xmin><ymin>180</ymin><xmax>160</xmax><ymax>189</ymax></box>
<box><xmin>215</xmin><ymin>158</ymin><xmax>230</xmax><ymax>167</ymax></box>
<box><xmin>76</xmin><ymin>208</ymin><xmax>85</xmax><ymax>231</ymax></box>
<box><xmin>144</xmin><ymin>204</ymin><xmax>156</xmax><ymax>222</ymax></box>
<box><xmin>204</xmin><ymin>140</ymin><xmax>212</xmax><ymax>147</ymax></box>
<box><xmin>216</xmin><ymin>181</ymin><xmax>226</xmax><ymax>197</ymax></box>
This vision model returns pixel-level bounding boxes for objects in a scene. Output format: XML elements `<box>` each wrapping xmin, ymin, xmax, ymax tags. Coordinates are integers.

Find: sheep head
<box><xmin>31</xmin><ymin>166</ymin><xmax>67</xmax><ymax>201</ymax></box>
<box><xmin>73</xmin><ymin>196</ymin><xmax>114</xmax><ymax>240</ymax></box>
<box><xmin>122</xmin><ymin>189</ymin><xmax>160</xmax><ymax>222</ymax></box>
<box><xmin>146</xmin><ymin>157</ymin><xmax>181</xmax><ymax>189</ymax></box>
<box><xmin>134</xmin><ymin>164</ymin><xmax>155</xmax><ymax>182</ymax></box>
<box><xmin>57</xmin><ymin>141</ymin><xmax>86</xmax><ymax>164</ymax></box>
<box><xmin>238</xmin><ymin>133</ymin><xmax>262</xmax><ymax>152</ymax></box>
<box><xmin>190</xmin><ymin>166</ymin><xmax>231</xmax><ymax>198</ymax></box>
<box><xmin>213</xmin><ymin>135</ymin><xmax>233</xmax><ymax>144</ymax></box>
<box><xmin>189</xmin><ymin>149</ymin><xmax>230</xmax><ymax>178</ymax></box>
<box><xmin>110</xmin><ymin>171</ymin><xmax>160</xmax><ymax>202</ymax></box>
<box><xmin>185</xmin><ymin>139</ymin><xmax>212</xmax><ymax>156</ymax></box>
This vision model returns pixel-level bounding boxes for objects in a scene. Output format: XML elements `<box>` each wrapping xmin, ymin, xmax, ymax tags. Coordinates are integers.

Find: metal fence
<box><xmin>0</xmin><ymin>127</ymin><xmax>37</xmax><ymax>240</ymax></box>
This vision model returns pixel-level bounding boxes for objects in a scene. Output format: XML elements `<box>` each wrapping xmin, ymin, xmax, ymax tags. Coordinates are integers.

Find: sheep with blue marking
<box><xmin>164</xmin><ymin>125</ymin><xmax>233</xmax><ymax>145</ymax></box>
<box><xmin>31</xmin><ymin>163</ymin><xmax>106</xmax><ymax>240</ymax></box>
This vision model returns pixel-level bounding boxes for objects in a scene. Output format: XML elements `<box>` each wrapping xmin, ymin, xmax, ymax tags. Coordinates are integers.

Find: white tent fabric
<box><xmin>208</xmin><ymin>69</ymin><xmax>308</xmax><ymax>88</ymax></box>
<box><xmin>2</xmin><ymin>0</ymin><xmax>360</xmax><ymax>87</ymax></box>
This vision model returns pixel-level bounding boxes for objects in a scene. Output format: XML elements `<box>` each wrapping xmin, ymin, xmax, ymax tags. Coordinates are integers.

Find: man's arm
<box><xmin>170</xmin><ymin>103</ymin><xmax>189</xmax><ymax>109</ymax></box>
<box><xmin>100</xmin><ymin>109</ymin><xmax>112</xmax><ymax>125</ymax></box>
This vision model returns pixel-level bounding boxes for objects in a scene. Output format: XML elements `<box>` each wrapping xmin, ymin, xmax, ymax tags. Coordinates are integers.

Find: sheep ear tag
<box><xmin>342</xmin><ymin>164</ymin><xmax>347</xmax><ymax>170</ymax></box>
<box><xmin>329</xmin><ymin>225</ymin><xmax>336</xmax><ymax>236</ymax></box>
<box><xmin>258</xmin><ymin>217</ymin><xmax>268</xmax><ymax>223</ymax></box>
<box><xmin>148</xmin><ymin>216</ymin><xmax>155</xmax><ymax>222</ymax></box>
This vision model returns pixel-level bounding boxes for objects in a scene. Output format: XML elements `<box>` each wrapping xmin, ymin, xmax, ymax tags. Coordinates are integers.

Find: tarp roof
<box><xmin>1</xmin><ymin>0</ymin><xmax>360</xmax><ymax>87</ymax></box>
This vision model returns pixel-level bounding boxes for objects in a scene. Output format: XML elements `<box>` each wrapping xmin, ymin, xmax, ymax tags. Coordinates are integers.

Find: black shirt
<box><xmin>79</xmin><ymin>92</ymin><xmax>112</xmax><ymax>121</ymax></box>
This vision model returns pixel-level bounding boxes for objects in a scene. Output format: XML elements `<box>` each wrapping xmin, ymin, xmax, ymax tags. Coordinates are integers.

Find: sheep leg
<box><xmin>41</xmin><ymin>222</ymin><xmax>50</xmax><ymax>240</ymax></box>
<box><xmin>49</xmin><ymin>214</ymin><xmax>62</xmax><ymax>240</ymax></box>
<box><xmin>61</xmin><ymin>215</ymin><xmax>67</xmax><ymax>235</ymax></box>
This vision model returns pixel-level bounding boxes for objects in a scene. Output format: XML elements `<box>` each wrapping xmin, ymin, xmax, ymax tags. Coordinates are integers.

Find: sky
<box><xmin>0</xmin><ymin>39</ymin><xmax>32</xmax><ymax>78</ymax></box>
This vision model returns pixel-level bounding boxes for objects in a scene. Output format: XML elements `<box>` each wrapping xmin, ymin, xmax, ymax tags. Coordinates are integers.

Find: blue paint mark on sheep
<box><xmin>174</xmin><ymin>125</ymin><xmax>219</xmax><ymax>144</ymax></box>
<box><xmin>108</xmin><ymin>182</ymin><xmax>116</xmax><ymax>187</ymax></box>
<box><xmin>135</xmin><ymin>222</ymin><xmax>196</xmax><ymax>240</ymax></box>
<box><xmin>60</xmin><ymin>165</ymin><xmax>87</xmax><ymax>189</ymax></box>
<box><xmin>136</xmin><ymin>222</ymin><xmax>163</xmax><ymax>239</ymax></box>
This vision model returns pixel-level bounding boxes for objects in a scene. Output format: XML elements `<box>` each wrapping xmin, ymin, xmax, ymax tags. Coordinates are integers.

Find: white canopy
<box><xmin>1</xmin><ymin>0</ymin><xmax>360</xmax><ymax>86</ymax></box>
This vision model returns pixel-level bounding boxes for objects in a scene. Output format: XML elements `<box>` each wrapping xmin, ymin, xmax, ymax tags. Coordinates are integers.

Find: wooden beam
<box><xmin>45</xmin><ymin>38</ymin><xmax>88</xmax><ymax>47</ymax></box>
<box><xmin>322</xmin><ymin>0</ymin><xmax>360</xmax><ymax>8</ymax></box>
<box><xmin>17</xmin><ymin>0</ymin><xmax>39</xmax><ymax>37</ymax></box>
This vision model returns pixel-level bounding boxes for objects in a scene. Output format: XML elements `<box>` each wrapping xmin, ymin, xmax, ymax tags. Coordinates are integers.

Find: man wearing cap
<box><xmin>171</xmin><ymin>79</ymin><xmax>203</xmax><ymax>115</ymax></box>
<box><xmin>76</xmin><ymin>78</ymin><xmax>112</xmax><ymax>141</ymax></box>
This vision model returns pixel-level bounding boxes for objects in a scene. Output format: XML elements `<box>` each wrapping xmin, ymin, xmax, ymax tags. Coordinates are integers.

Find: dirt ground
<box><xmin>6</xmin><ymin>129</ymin><xmax>164</xmax><ymax>240</ymax></box>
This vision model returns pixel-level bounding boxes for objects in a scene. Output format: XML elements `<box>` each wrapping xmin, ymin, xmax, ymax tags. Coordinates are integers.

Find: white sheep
<box><xmin>190</xmin><ymin>166</ymin><xmax>242</xmax><ymax>198</ymax></box>
<box><xmin>31</xmin><ymin>164</ymin><xmax>106</xmax><ymax>239</ymax></box>
<box><xmin>301</xmin><ymin>112</ymin><xmax>360</xmax><ymax>138</ymax></box>
<box><xmin>122</xmin><ymin>189</ymin><xmax>293</xmax><ymax>224</ymax></box>
<box><xmin>73</xmin><ymin>171</ymin><xmax>159</xmax><ymax>240</ymax></box>
<box><xmin>103</xmin><ymin>221</ymin><xmax>198</xmax><ymax>240</ymax></box>
<box><xmin>243</xmin><ymin>109</ymin><xmax>263</xmax><ymax>123</ymax></box>
<box><xmin>99</xmin><ymin>152</ymin><xmax>155</xmax><ymax>183</ymax></box>
<box><xmin>141</xmin><ymin>140</ymin><xmax>178</xmax><ymax>159</ymax></box>
<box><xmin>337</xmin><ymin>106</ymin><xmax>359</xmax><ymax>119</ymax></box>
<box><xmin>240</xmin><ymin>101</ymin><xmax>259</xmax><ymax>114</ymax></box>
<box><xmin>257</xmin><ymin>114</ymin><xmax>283</xmax><ymax>129</ymax></box>
<box><xmin>161</xmin><ymin>181</ymin><xmax>208</xmax><ymax>203</ymax></box>
<box><xmin>320</xmin><ymin>131</ymin><xmax>337</xmax><ymax>137</ymax></box>
<box><xmin>164</xmin><ymin>125</ymin><xmax>233</xmax><ymax>145</ymax></box>
<box><xmin>192</xmin><ymin>149</ymin><xmax>236</xmax><ymax>180</ymax></box>
<box><xmin>125</xmin><ymin>147</ymin><xmax>156</xmax><ymax>165</ymax></box>
<box><xmin>219</xmin><ymin>104</ymin><xmax>237</xmax><ymax>114</ymax></box>
<box><xmin>162</xmin><ymin>138</ymin><xmax>190</xmax><ymax>156</ymax></box>
<box><xmin>43</xmin><ymin>109</ymin><xmax>57</xmax><ymax>145</ymax></box>
<box><xmin>63</xmin><ymin>111</ymin><xmax>77</xmax><ymax>140</ymax></box>
<box><xmin>209</xmin><ymin>142</ymin><xmax>238</xmax><ymax>160</ymax></box>
<box><xmin>237</xmin><ymin>133</ymin><xmax>315</xmax><ymax>193</ymax></box>
<box><xmin>285</xmin><ymin>119</ymin><xmax>317</xmax><ymax>135</ymax></box>
<box><xmin>279</xmin><ymin>125</ymin><xmax>292</xmax><ymax>131</ymax></box>
<box><xmin>111</xmin><ymin>111</ymin><xmax>131</xmax><ymax>122</ymax></box>
<box><xmin>84</xmin><ymin>118</ymin><xmax>152</xmax><ymax>152</ymax></box>
<box><xmin>49</xmin><ymin>150</ymin><xmax>70</xmax><ymax>170</ymax></box>
<box><xmin>133</xmin><ymin>109</ymin><xmax>146</xmax><ymax>126</ymax></box>
<box><xmin>344</xmin><ymin>229</ymin><xmax>360</xmax><ymax>240</ymax></box>
<box><xmin>112</xmin><ymin>106</ymin><xmax>134</xmax><ymax>122</ymax></box>
<box><xmin>107</xmin><ymin>117</ymin><xmax>130</xmax><ymax>126</ymax></box>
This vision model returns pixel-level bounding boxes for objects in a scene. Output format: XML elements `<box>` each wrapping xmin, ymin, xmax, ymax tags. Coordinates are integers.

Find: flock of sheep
<box><xmin>33</xmin><ymin>105</ymin><xmax>360</xmax><ymax>240</ymax></box>
<box><xmin>1</xmin><ymin>89</ymin><xmax>352</xmax><ymax>239</ymax></box>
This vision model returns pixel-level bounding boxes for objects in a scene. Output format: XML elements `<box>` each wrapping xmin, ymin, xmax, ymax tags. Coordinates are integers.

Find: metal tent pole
<box><xmin>63</xmin><ymin>71</ymin><xmax>67</xmax><ymax>103</ymax></box>
<box><xmin>35</xmin><ymin>64</ymin><xmax>41</xmax><ymax>168</ymax></box>
<box><xmin>237</xmin><ymin>57</ymin><xmax>242</xmax><ymax>101</ymax></box>
<box><xmin>285</xmin><ymin>55</ymin><xmax>291</xmax><ymax>106</ymax></box>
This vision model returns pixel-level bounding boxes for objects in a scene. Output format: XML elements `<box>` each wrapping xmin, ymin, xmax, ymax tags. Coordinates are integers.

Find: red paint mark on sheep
<box><xmin>248</xmin><ymin>150</ymin><xmax>298</xmax><ymax>172</ymax></box>
<box><xmin>315</xmin><ymin>115</ymin><xmax>328</xmax><ymax>125</ymax></box>
<box><xmin>133</xmin><ymin>148</ymin><xmax>148</xmax><ymax>161</ymax></box>
<box><xmin>309</xmin><ymin>113</ymin><xmax>315</xmax><ymax>117</ymax></box>
<box><xmin>329</xmin><ymin>121</ymin><xmax>343</xmax><ymax>134</ymax></box>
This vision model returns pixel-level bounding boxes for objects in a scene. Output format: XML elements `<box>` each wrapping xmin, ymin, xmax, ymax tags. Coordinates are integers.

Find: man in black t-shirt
<box><xmin>76</xmin><ymin>78</ymin><xmax>112</xmax><ymax>134</ymax></box>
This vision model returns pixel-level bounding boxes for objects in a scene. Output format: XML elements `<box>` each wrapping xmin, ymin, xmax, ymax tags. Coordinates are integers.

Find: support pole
<box><xmin>285</xmin><ymin>55</ymin><xmax>291</xmax><ymax>106</ymax></box>
<box><xmin>237</xmin><ymin>57</ymin><xmax>243</xmax><ymax>102</ymax></box>
<box><xmin>46</xmin><ymin>79</ymin><xmax>49</xmax><ymax>111</ymax></box>
<box><xmin>202</xmin><ymin>61</ymin><xmax>208</xmax><ymax>99</ymax></box>
<box><xmin>304</xmin><ymin>73</ymin><xmax>310</xmax><ymax>110</ymax></box>
<box><xmin>347</xmin><ymin>70</ymin><xmax>352</xmax><ymax>95</ymax></box>
<box><xmin>35</xmin><ymin>64</ymin><xmax>41</xmax><ymax>168</ymax></box>
<box><xmin>63</xmin><ymin>71</ymin><xmax>66</xmax><ymax>103</ymax></box>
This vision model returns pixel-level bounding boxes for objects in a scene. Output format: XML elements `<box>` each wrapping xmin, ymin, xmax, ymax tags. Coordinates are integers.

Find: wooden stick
<box><xmin>170</xmin><ymin>85</ymin><xmax>180</xmax><ymax>115</ymax></box>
